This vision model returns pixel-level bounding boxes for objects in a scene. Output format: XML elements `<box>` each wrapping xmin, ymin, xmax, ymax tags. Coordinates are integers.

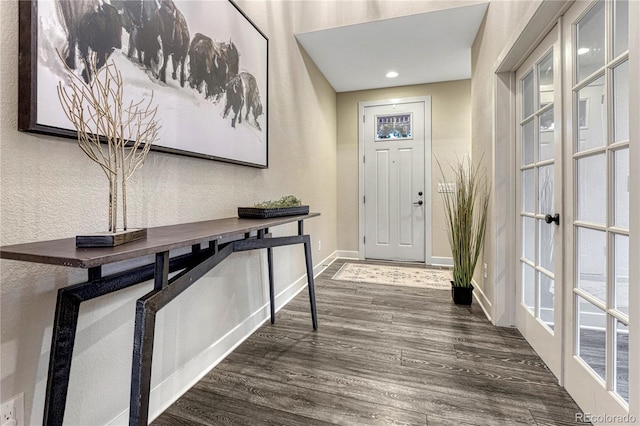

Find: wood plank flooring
<box><xmin>152</xmin><ymin>259</ymin><xmax>586</xmax><ymax>425</ymax></box>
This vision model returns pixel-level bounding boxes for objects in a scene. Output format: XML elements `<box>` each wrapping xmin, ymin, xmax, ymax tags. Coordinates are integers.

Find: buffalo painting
<box><xmin>24</xmin><ymin>0</ymin><xmax>268</xmax><ymax>167</ymax></box>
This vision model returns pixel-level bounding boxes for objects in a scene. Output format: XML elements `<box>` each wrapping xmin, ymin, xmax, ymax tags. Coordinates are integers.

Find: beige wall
<box><xmin>471</xmin><ymin>0</ymin><xmax>538</xmax><ymax>311</ymax></box>
<box><xmin>337</xmin><ymin>80</ymin><xmax>472</xmax><ymax>259</ymax></box>
<box><xmin>0</xmin><ymin>1</ymin><xmax>484</xmax><ymax>424</ymax></box>
<box><xmin>0</xmin><ymin>1</ymin><xmax>341</xmax><ymax>423</ymax></box>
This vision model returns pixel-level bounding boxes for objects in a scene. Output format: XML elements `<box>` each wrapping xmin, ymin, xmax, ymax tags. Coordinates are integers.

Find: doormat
<box><xmin>332</xmin><ymin>263</ymin><xmax>452</xmax><ymax>290</ymax></box>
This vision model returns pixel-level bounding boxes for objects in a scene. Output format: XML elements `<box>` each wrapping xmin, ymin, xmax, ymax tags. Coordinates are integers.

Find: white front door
<box><xmin>563</xmin><ymin>0</ymin><xmax>632</xmax><ymax>418</ymax></box>
<box><xmin>515</xmin><ymin>26</ymin><xmax>564</xmax><ymax>379</ymax></box>
<box><xmin>361</xmin><ymin>99</ymin><xmax>430</xmax><ymax>262</ymax></box>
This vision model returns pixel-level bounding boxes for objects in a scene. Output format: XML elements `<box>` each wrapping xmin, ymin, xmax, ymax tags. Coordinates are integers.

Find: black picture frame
<box><xmin>18</xmin><ymin>0</ymin><xmax>269</xmax><ymax>168</ymax></box>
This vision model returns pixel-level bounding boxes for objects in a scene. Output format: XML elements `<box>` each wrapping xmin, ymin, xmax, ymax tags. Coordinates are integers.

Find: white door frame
<box><xmin>492</xmin><ymin>1</ymin><xmax>571</xmax><ymax>327</ymax></box>
<box><xmin>358</xmin><ymin>96</ymin><xmax>433</xmax><ymax>263</ymax></box>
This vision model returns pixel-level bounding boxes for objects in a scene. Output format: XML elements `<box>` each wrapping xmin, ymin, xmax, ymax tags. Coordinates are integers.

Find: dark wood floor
<box><xmin>152</xmin><ymin>259</ymin><xmax>586</xmax><ymax>426</ymax></box>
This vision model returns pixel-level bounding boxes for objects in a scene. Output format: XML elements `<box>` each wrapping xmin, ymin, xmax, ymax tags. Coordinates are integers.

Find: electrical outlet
<box><xmin>483</xmin><ymin>263</ymin><xmax>488</xmax><ymax>279</ymax></box>
<box><xmin>318</xmin><ymin>240</ymin><xmax>322</xmax><ymax>251</ymax></box>
<box><xmin>1</xmin><ymin>393</ymin><xmax>24</xmax><ymax>426</ymax></box>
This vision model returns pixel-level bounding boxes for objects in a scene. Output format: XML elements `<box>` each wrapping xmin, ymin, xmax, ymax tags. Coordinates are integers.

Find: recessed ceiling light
<box><xmin>577</xmin><ymin>47</ymin><xmax>590</xmax><ymax>55</ymax></box>
<box><xmin>386</xmin><ymin>71</ymin><xmax>399</xmax><ymax>78</ymax></box>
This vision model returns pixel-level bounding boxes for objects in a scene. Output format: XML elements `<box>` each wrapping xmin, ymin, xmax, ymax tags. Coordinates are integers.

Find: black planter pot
<box><xmin>451</xmin><ymin>281</ymin><xmax>473</xmax><ymax>305</ymax></box>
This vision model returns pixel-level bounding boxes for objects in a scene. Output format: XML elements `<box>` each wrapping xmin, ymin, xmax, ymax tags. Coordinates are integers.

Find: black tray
<box><xmin>238</xmin><ymin>205</ymin><xmax>309</xmax><ymax>219</ymax></box>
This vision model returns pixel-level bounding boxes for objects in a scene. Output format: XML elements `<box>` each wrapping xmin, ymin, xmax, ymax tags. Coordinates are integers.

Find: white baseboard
<box><xmin>336</xmin><ymin>250</ymin><xmax>360</xmax><ymax>259</ymax></box>
<box><xmin>107</xmin><ymin>251</ymin><xmax>337</xmax><ymax>426</ymax></box>
<box><xmin>427</xmin><ymin>256</ymin><xmax>453</xmax><ymax>267</ymax></box>
<box><xmin>472</xmin><ymin>278</ymin><xmax>493</xmax><ymax>323</ymax></box>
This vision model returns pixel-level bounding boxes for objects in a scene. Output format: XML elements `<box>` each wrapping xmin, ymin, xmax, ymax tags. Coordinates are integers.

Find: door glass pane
<box><xmin>539</xmin><ymin>219</ymin><xmax>554</xmax><ymax>273</ymax></box>
<box><xmin>522</xmin><ymin>169</ymin><xmax>535</xmax><ymax>213</ymax></box>
<box><xmin>577</xmin><ymin>227</ymin><xmax>607</xmax><ymax>303</ymax></box>
<box><xmin>577</xmin><ymin>296</ymin><xmax>606</xmax><ymax>381</ymax></box>
<box><xmin>539</xmin><ymin>165</ymin><xmax>554</xmax><ymax>214</ymax></box>
<box><xmin>616</xmin><ymin>321</ymin><xmax>629</xmax><ymax>403</ymax></box>
<box><xmin>375</xmin><ymin>113</ymin><xmax>412</xmax><ymax>140</ymax></box>
<box><xmin>577</xmin><ymin>76</ymin><xmax>606</xmax><ymax>152</ymax></box>
<box><xmin>614</xmin><ymin>0</ymin><xmax>629</xmax><ymax>58</ymax></box>
<box><xmin>538</xmin><ymin>51</ymin><xmax>554</xmax><ymax>108</ymax></box>
<box><xmin>615</xmin><ymin>234</ymin><xmax>629</xmax><ymax>316</ymax></box>
<box><xmin>523</xmin><ymin>71</ymin><xmax>534</xmax><ymax>119</ymax></box>
<box><xmin>539</xmin><ymin>273</ymin><xmax>555</xmax><ymax>330</ymax></box>
<box><xmin>577</xmin><ymin>154</ymin><xmax>606</xmax><ymax>224</ymax></box>
<box><xmin>523</xmin><ymin>263</ymin><xmax>535</xmax><ymax>311</ymax></box>
<box><xmin>576</xmin><ymin>0</ymin><xmax>605</xmax><ymax>82</ymax></box>
<box><xmin>614</xmin><ymin>61</ymin><xmax>629</xmax><ymax>142</ymax></box>
<box><xmin>614</xmin><ymin>148</ymin><xmax>629</xmax><ymax>228</ymax></box>
<box><xmin>523</xmin><ymin>216</ymin><xmax>535</xmax><ymax>262</ymax></box>
<box><xmin>522</xmin><ymin>119</ymin><xmax>535</xmax><ymax>165</ymax></box>
<box><xmin>539</xmin><ymin>108</ymin><xmax>554</xmax><ymax>161</ymax></box>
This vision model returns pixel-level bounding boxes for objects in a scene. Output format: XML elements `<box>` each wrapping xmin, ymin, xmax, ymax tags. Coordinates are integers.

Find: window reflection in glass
<box><xmin>614</xmin><ymin>0</ymin><xmax>629</xmax><ymax>58</ymax></box>
<box><xmin>523</xmin><ymin>216</ymin><xmax>536</xmax><ymax>262</ymax></box>
<box><xmin>614</xmin><ymin>148</ymin><xmax>629</xmax><ymax>228</ymax></box>
<box><xmin>615</xmin><ymin>234</ymin><xmax>629</xmax><ymax>316</ymax></box>
<box><xmin>577</xmin><ymin>154</ymin><xmax>606</xmax><ymax>224</ymax></box>
<box><xmin>616</xmin><ymin>321</ymin><xmax>629</xmax><ymax>403</ymax></box>
<box><xmin>614</xmin><ymin>61</ymin><xmax>629</xmax><ymax>143</ymax></box>
<box><xmin>538</xmin><ymin>165</ymin><xmax>554</xmax><ymax>214</ymax></box>
<box><xmin>523</xmin><ymin>71</ymin><xmax>534</xmax><ymax>119</ymax></box>
<box><xmin>539</xmin><ymin>108</ymin><xmax>554</xmax><ymax>161</ymax></box>
<box><xmin>577</xmin><ymin>227</ymin><xmax>607</xmax><ymax>303</ymax></box>
<box><xmin>522</xmin><ymin>119</ymin><xmax>535</xmax><ymax>165</ymax></box>
<box><xmin>577</xmin><ymin>76</ymin><xmax>605</xmax><ymax>152</ymax></box>
<box><xmin>539</xmin><ymin>273</ymin><xmax>554</xmax><ymax>330</ymax></box>
<box><xmin>539</xmin><ymin>218</ymin><xmax>554</xmax><ymax>274</ymax></box>
<box><xmin>577</xmin><ymin>297</ymin><xmax>606</xmax><ymax>381</ymax></box>
<box><xmin>538</xmin><ymin>52</ymin><xmax>554</xmax><ymax>108</ymax></box>
<box><xmin>522</xmin><ymin>169</ymin><xmax>535</xmax><ymax>213</ymax></box>
<box><xmin>523</xmin><ymin>263</ymin><xmax>535</xmax><ymax>311</ymax></box>
<box><xmin>576</xmin><ymin>0</ymin><xmax>605</xmax><ymax>82</ymax></box>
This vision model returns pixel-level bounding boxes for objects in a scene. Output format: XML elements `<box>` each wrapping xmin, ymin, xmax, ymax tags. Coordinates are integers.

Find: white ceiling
<box><xmin>295</xmin><ymin>3</ymin><xmax>489</xmax><ymax>93</ymax></box>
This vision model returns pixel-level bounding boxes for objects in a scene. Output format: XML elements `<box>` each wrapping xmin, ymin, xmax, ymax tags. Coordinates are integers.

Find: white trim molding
<box><xmin>336</xmin><ymin>250</ymin><xmax>360</xmax><ymax>260</ymax></box>
<box><xmin>472</xmin><ymin>278</ymin><xmax>493</xmax><ymax>323</ymax></box>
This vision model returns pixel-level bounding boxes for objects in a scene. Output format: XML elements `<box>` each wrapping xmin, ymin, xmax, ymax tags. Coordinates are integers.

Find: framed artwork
<box><xmin>18</xmin><ymin>0</ymin><xmax>269</xmax><ymax>168</ymax></box>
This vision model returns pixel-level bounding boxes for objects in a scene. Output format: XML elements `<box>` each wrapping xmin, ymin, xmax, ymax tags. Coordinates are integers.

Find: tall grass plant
<box><xmin>438</xmin><ymin>157</ymin><xmax>490</xmax><ymax>288</ymax></box>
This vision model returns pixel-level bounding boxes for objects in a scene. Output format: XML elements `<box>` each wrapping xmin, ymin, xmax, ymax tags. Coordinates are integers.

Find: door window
<box><xmin>519</xmin><ymin>48</ymin><xmax>557</xmax><ymax>331</ymax></box>
<box><xmin>572</xmin><ymin>0</ymin><xmax>629</xmax><ymax>404</ymax></box>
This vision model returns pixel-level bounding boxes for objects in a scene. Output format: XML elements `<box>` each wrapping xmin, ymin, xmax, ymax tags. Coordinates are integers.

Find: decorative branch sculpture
<box><xmin>57</xmin><ymin>53</ymin><xmax>161</xmax><ymax>233</ymax></box>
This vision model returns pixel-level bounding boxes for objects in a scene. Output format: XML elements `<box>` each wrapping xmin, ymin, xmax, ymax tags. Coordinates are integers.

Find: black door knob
<box><xmin>418</xmin><ymin>191</ymin><xmax>423</xmax><ymax>196</ymax></box>
<box><xmin>545</xmin><ymin>213</ymin><xmax>560</xmax><ymax>226</ymax></box>
<box><xmin>413</xmin><ymin>200</ymin><xmax>424</xmax><ymax>206</ymax></box>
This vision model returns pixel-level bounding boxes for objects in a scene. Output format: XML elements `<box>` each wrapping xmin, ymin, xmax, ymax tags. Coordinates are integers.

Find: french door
<box><xmin>563</xmin><ymin>0</ymin><xmax>631</xmax><ymax>417</ymax></box>
<box><xmin>515</xmin><ymin>27</ymin><xmax>564</xmax><ymax>379</ymax></box>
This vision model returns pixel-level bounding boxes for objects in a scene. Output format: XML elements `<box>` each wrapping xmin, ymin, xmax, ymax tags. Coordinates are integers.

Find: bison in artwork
<box><xmin>58</xmin><ymin>0</ymin><xmax>122</xmax><ymax>82</ymax></box>
<box><xmin>210</xmin><ymin>40</ymin><xmax>239</xmax><ymax>101</ymax></box>
<box><xmin>239</xmin><ymin>72</ymin><xmax>263</xmax><ymax>130</ymax></box>
<box><xmin>223</xmin><ymin>74</ymin><xmax>244</xmax><ymax>128</ymax></box>
<box><xmin>119</xmin><ymin>0</ymin><xmax>162</xmax><ymax>75</ymax></box>
<box><xmin>157</xmin><ymin>0</ymin><xmax>190</xmax><ymax>87</ymax></box>
<box><xmin>188</xmin><ymin>33</ymin><xmax>216</xmax><ymax>97</ymax></box>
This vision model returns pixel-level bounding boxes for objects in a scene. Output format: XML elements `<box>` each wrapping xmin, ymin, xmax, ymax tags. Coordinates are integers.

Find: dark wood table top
<box><xmin>0</xmin><ymin>213</ymin><xmax>320</xmax><ymax>268</ymax></box>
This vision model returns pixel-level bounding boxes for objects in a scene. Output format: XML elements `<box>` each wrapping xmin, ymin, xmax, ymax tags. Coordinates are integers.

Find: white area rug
<box><xmin>332</xmin><ymin>263</ymin><xmax>452</xmax><ymax>290</ymax></box>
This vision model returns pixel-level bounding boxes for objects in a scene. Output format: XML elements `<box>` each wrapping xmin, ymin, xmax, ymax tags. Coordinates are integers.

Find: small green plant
<box><xmin>254</xmin><ymin>195</ymin><xmax>303</xmax><ymax>209</ymax></box>
<box><xmin>437</xmin><ymin>156</ymin><xmax>490</xmax><ymax>288</ymax></box>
